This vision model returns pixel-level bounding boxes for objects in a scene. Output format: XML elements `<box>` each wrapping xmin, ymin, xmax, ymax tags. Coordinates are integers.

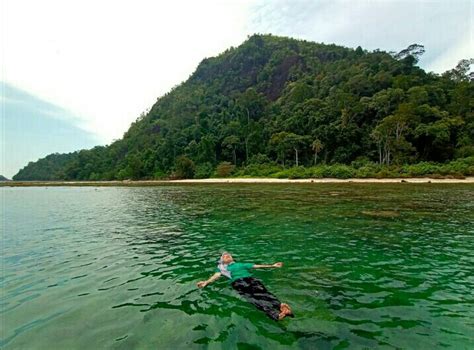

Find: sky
<box><xmin>1</xmin><ymin>0</ymin><xmax>472</xmax><ymax>178</ymax></box>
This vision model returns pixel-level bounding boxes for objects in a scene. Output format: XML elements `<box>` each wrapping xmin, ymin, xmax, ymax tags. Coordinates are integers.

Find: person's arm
<box><xmin>252</xmin><ymin>262</ymin><xmax>283</xmax><ymax>268</ymax></box>
<box><xmin>197</xmin><ymin>272</ymin><xmax>222</xmax><ymax>288</ymax></box>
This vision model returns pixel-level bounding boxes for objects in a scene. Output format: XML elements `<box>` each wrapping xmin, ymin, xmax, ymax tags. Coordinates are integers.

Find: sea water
<box><xmin>1</xmin><ymin>184</ymin><xmax>473</xmax><ymax>349</ymax></box>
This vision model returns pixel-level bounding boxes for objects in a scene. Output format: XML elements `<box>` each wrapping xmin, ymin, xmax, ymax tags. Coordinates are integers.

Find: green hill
<box><xmin>13</xmin><ymin>34</ymin><xmax>474</xmax><ymax>180</ymax></box>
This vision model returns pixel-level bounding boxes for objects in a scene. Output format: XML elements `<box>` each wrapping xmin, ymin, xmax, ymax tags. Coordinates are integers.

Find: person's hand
<box><xmin>273</xmin><ymin>262</ymin><xmax>283</xmax><ymax>268</ymax></box>
<box><xmin>197</xmin><ymin>281</ymin><xmax>208</xmax><ymax>288</ymax></box>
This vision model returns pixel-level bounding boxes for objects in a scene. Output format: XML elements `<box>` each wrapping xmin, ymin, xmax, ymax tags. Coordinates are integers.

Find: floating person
<box><xmin>197</xmin><ymin>251</ymin><xmax>294</xmax><ymax>320</ymax></box>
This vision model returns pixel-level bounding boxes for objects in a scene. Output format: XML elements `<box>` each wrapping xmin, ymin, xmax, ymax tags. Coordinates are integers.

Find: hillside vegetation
<box><xmin>13</xmin><ymin>34</ymin><xmax>474</xmax><ymax>180</ymax></box>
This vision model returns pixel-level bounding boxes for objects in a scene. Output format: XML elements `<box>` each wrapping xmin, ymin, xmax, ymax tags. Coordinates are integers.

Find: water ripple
<box><xmin>2</xmin><ymin>184</ymin><xmax>473</xmax><ymax>348</ymax></box>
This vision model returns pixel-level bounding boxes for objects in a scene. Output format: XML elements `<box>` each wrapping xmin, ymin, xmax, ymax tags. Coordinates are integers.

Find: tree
<box><xmin>371</xmin><ymin>123</ymin><xmax>390</xmax><ymax>165</ymax></box>
<box><xmin>286</xmin><ymin>133</ymin><xmax>307</xmax><ymax>166</ymax></box>
<box><xmin>311</xmin><ymin>139</ymin><xmax>324</xmax><ymax>165</ymax></box>
<box><xmin>216</xmin><ymin>162</ymin><xmax>235</xmax><ymax>177</ymax></box>
<box><xmin>270</xmin><ymin>132</ymin><xmax>307</xmax><ymax>166</ymax></box>
<box><xmin>236</xmin><ymin>88</ymin><xmax>268</xmax><ymax>161</ymax></box>
<box><xmin>442</xmin><ymin>58</ymin><xmax>474</xmax><ymax>82</ymax></box>
<box><xmin>222</xmin><ymin>135</ymin><xmax>240</xmax><ymax>165</ymax></box>
<box><xmin>197</xmin><ymin>135</ymin><xmax>216</xmax><ymax>163</ymax></box>
<box><xmin>415</xmin><ymin>114</ymin><xmax>464</xmax><ymax>161</ymax></box>
<box><xmin>371</xmin><ymin>105</ymin><xmax>414</xmax><ymax>165</ymax></box>
<box><xmin>175</xmin><ymin>156</ymin><xmax>195</xmax><ymax>179</ymax></box>
<box><xmin>270</xmin><ymin>132</ymin><xmax>290</xmax><ymax>166</ymax></box>
<box><xmin>394</xmin><ymin>44</ymin><xmax>425</xmax><ymax>63</ymax></box>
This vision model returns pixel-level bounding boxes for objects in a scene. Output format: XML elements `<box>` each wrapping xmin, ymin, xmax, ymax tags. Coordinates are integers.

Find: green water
<box><xmin>2</xmin><ymin>184</ymin><xmax>474</xmax><ymax>349</ymax></box>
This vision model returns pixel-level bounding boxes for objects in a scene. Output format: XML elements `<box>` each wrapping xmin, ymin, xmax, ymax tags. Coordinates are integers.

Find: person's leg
<box><xmin>232</xmin><ymin>277</ymin><xmax>287</xmax><ymax>321</ymax></box>
<box><xmin>246</xmin><ymin>278</ymin><xmax>294</xmax><ymax>320</ymax></box>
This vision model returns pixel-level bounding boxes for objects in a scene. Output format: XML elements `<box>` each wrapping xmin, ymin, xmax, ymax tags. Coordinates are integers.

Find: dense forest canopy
<box><xmin>13</xmin><ymin>34</ymin><xmax>473</xmax><ymax>180</ymax></box>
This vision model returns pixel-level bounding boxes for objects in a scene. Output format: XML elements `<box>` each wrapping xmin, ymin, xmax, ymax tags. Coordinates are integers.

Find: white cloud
<box><xmin>248</xmin><ymin>0</ymin><xmax>473</xmax><ymax>71</ymax></box>
<box><xmin>2</xmin><ymin>0</ymin><xmax>472</xmax><ymax>145</ymax></box>
<box><xmin>2</xmin><ymin>0</ymin><xmax>253</xmax><ymax>143</ymax></box>
<box><xmin>425</xmin><ymin>31</ymin><xmax>473</xmax><ymax>74</ymax></box>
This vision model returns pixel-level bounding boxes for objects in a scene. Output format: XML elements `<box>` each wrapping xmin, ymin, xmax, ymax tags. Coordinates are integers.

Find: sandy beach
<box><xmin>2</xmin><ymin>177</ymin><xmax>474</xmax><ymax>186</ymax></box>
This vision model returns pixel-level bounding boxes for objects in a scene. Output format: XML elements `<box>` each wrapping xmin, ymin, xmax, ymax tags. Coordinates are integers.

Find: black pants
<box><xmin>231</xmin><ymin>277</ymin><xmax>282</xmax><ymax>321</ymax></box>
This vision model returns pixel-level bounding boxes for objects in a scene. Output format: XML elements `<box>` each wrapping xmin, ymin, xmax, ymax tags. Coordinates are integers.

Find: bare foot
<box><xmin>278</xmin><ymin>303</ymin><xmax>293</xmax><ymax>320</ymax></box>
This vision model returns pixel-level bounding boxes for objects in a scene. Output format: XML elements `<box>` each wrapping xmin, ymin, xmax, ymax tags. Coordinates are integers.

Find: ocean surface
<box><xmin>1</xmin><ymin>184</ymin><xmax>474</xmax><ymax>349</ymax></box>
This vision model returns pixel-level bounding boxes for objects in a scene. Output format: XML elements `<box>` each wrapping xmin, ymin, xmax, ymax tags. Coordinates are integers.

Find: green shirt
<box><xmin>216</xmin><ymin>262</ymin><xmax>255</xmax><ymax>283</ymax></box>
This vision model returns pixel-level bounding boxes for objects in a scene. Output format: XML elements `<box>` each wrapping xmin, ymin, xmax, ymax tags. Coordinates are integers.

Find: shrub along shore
<box><xmin>229</xmin><ymin>157</ymin><xmax>474</xmax><ymax>179</ymax></box>
<box><xmin>167</xmin><ymin>156</ymin><xmax>474</xmax><ymax>180</ymax></box>
<box><xmin>3</xmin><ymin>158</ymin><xmax>474</xmax><ymax>186</ymax></box>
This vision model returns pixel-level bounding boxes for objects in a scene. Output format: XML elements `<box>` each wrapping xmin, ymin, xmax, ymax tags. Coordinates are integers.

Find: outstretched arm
<box><xmin>252</xmin><ymin>262</ymin><xmax>283</xmax><ymax>268</ymax></box>
<box><xmin>197</xmin><ymin>272</ymin><xmax>222</xmax><ymax>288</ymax></box>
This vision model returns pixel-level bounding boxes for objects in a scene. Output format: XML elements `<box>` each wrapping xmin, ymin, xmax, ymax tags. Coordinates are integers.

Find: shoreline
<box><xmin>1</xmin><ymin>177</ymin><xmax>474</xmax><ymax>187</ymax></box>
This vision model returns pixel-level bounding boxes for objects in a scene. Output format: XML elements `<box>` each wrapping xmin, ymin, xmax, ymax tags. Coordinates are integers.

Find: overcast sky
<box><xmin>1</xmin><ymin>0</ymin><xmax>472</xmax><ymax>178</ymax></box>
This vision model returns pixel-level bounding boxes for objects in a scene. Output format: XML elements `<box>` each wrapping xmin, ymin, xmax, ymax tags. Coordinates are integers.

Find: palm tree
<box><xmin>312</xmin><ymin>139</ymin><xmax>324</xmax><ymax>165</ymax></box>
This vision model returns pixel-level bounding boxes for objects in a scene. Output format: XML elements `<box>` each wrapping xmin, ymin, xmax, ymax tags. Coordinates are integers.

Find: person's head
<box><xmin>220</xmin><ymin>252</ymin><xmax>234</xmax><ymax>264</ymax></box>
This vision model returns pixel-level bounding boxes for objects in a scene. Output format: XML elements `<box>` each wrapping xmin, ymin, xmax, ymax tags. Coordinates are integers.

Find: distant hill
<box><xmin>0</xmin><ymin>175</ymin><xmax>11</xmax><ymax>181</ymax></box>
<box><xmin>13</xmin><ymin>34</ymin><xmax>473</xmax><ymax>180</ymax></box>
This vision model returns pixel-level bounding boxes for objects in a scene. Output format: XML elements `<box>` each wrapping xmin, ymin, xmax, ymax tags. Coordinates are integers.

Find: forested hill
<box><xmin>13</xmin><ymin>34</ymin><xmax>473</xmax><ymax>180</ymax></box>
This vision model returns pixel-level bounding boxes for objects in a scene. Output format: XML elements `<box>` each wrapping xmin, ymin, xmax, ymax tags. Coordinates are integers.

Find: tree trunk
<box><xmin>387</xmin><ymin>149</ymin><xmax>391</xmax><ymax>166</ymax></box>
<box><xmin>245</xmin><ymin>108</ymin><xmax>250</xmax><ymax>162</ymax></box>
<box><xmin>295</xmin><ymin>148</ymin><xmax>299</xmax><ymax>167</ymax></box>
<box><xmin>233</xmin><ymin>148</ymin><xmax>237</xmax><ymax>165</ymax></box>
<box><xmin>244</xmin><ymin>138</ymin><xmax>249</xmax><ymax>162</ymax></box>
<box><xmin>378</xmin><ymin>143</ymin><xmax>382</xmax><ymax>165</ymax></box>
